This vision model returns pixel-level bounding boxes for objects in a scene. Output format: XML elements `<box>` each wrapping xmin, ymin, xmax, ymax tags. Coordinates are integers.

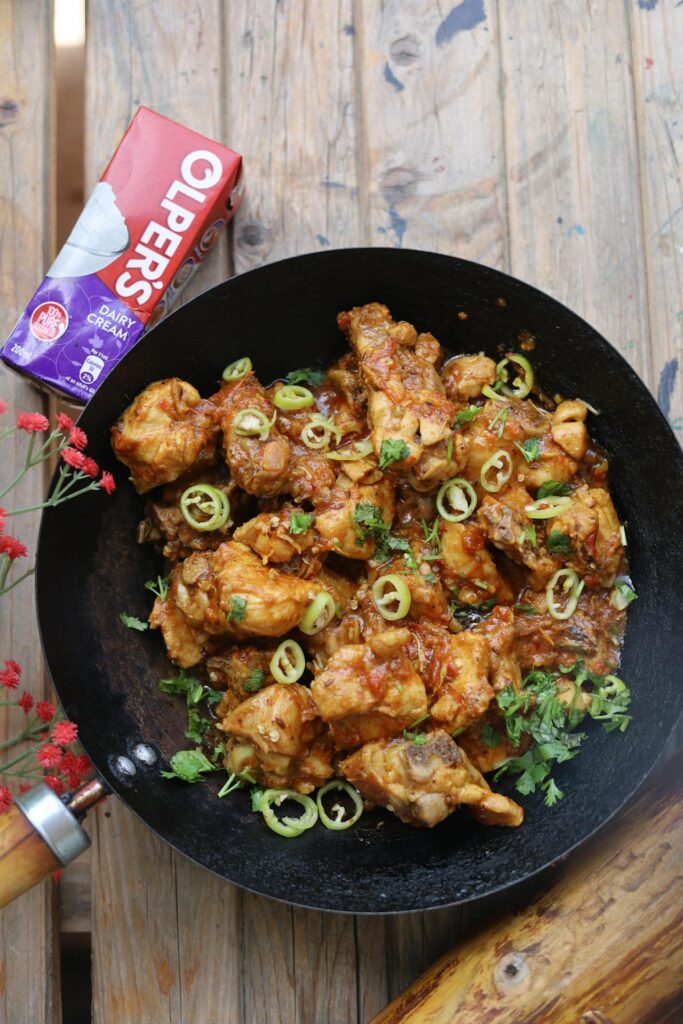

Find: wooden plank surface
<box><xmin>629</xmin><ymin>0</ymin><xmax>683</xmax><ymax>435</ymax></box>
<box><xmin>77</xmin><ymin>2</ymin><xmax>683</xmax><ymax>1023</ymax></box>
<box><xmin>83</xmin><ymin>4</ymin><xmax>242</xmax><ymax>1023</ymax></box>
<box><xmin>0</xmin><ymin>3</ymin><xmax>60</xmax><ymax>1023</ymax></box>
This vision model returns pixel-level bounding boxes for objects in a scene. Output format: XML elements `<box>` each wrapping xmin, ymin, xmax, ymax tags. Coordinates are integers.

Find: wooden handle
<box><xmin>372</xmin><ymin>751</ymin><xmax>683</xmax><ymax>1024</ymax></box>
<box><xmin>0</xmin><ymin>801</ymin><xmax>61</xmax><ymax>908</ymax></box>
<box><xmin>0</xmin><ymin>782</ymin><xmax>97</xmax><ymax>909</ymax></box>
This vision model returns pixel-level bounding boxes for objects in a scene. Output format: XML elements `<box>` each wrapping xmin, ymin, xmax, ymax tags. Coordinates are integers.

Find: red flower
<box><xmin>0</xmin><ymin>507</ymin><xmax>5</xmax><ymax>534</ymax></box>
<box><xmin>0</xmin><ymin>660</ymin><xmax>21</xmax><ymax>690</ymax></box>
<box><xmin>45</xmin><ymin>775</ymin><xmax>65</xmax><ymax>796</ymax></box>
<box><xmin>69</xmin><ymin>426</ymin><xmax>88</xmax><ymax>450</ymax></box>
<box><xmin>17</xmin><ymin>691</ymin><xmax>33</xmax><ymax>715</ymax></box>
<box><xmin>82</xmin><ymin>457</ymin><xmax>99</xmax><ymax>478</ymax></box>
<box><xmin>0</xmin><ymin>786</ymin><xmax>12</xmax><ymax>813</ymax></box>
<box><xmin>37</xmin><ymin>743</ymin><xmax>63</xmax><ymax>769</ymax></box>
<box><xmin>61</xmin><ymin>750</ymin><xmax>91</xmax><ymax>789</ymax></box>
<box><xmin>52</xmin><ymin>869</ymin><xmax>64</xmax><ymax>881</ymax></box>
<box><xmin>0</xmin><ymin>535</ymin><xmax>27</xmax><ymax>559</ymax></box>
<box><xmin>16</xmin><ymin>411</ymin><xmax>49</xmax><ymax>433</ymax></box>
<box><xmin>0</xmin><ymin>400</ymin><xmax>7</xmax><ymax>416</ymax></box>
<box><xmin>99</xmin><ymin>471</ymin><xmax>116</xmax><ymax>494</ymax></box>
<box><xmin>52</xmin><ymin>720</ymin><xmax>78</xmax><ymax>746</ymax></box>
<box><xmin>36</xmin><ymin>701</ymin><xmax>56</xmax><ymax>723</ymax></box>
<box><xmin>19</xmin><ymin>782</ymin><xmax>31</xmax><ymax>794</ymax></box>
<box><xmin>60</xmin><ymin>447</ymin><xmax>86</xmax><ymax>471</ymax></box>
<box><xmin>56</xmin><ymin>412</ymin><xmax>74</xmax><ymax>432</ymax></box>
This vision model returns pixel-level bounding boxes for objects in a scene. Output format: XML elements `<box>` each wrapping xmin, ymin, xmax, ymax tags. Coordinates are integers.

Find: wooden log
<box><xmin>371</xmin><ymin>751</ymin><xmax>683</xmax><ymax>1024</ymax></box>
<box><xmin>0</xmin><ymin>2</ymin><xmax>60</xmax><ymax>1022</ymax></box>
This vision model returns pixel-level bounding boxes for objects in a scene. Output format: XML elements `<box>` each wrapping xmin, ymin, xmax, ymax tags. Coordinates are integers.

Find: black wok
<box><xmin>36</xmin><ymin>248</ymin><xmax>683</xmax><ymax>914</ymax></box>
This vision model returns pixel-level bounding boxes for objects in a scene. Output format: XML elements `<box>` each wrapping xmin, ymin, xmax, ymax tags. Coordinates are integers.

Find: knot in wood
<box><xmin>380</xmin><ymin>166</ymin><xmax>421</xmax><ymax>204</ymax></box>
<box><xmin>0</xmin><ymin>98</ymin><xmax>20</xmax><ymax>127</ymax></box>
<box><xmin>581</xmin><ymin>1012</ymin><xmax>615</xmax><ymax>1024</ymax></box>
<box><xmin>238</xmin><ymin>222</ymin><xmax>267</xmax><ymax>248</ymax></box>
<box><xmin>389</xmin><ymin>35</ymin><xmax>421</xmax><ymax>66</ymax></box>
<box><xmin>493</xmin><ymin>951</ymin><xmax>529</xmax><ymax>993</ymax></box>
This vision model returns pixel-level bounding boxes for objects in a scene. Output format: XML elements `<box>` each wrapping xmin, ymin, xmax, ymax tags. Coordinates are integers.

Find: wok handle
<box><xmin>371</xmin><ymin>750</ymin><xmax>683</xmax><ymax>1024</ymax></box>
<box><xmin>0</xmin><ymin>780</ymin><xmax>103</xmax><ymax>908</ymax></box>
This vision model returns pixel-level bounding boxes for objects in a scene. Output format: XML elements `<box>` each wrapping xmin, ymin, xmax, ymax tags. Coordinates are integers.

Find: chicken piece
<box><xmin>324</xmin><ymin>352</ymin><xmax>367</xmax><ymax>419</ymax></box>
<box><xmin>442</xmin><ymin>354</ymin><xmax>496</xmax><ymax>401</ymax></box>
<box><xmin>552</xmin><ymin>400</ymin><xmax>589</xmax><ymax>460</ymax></box>
<box><xmin>310</xmin><ymin>629</ymin><xmax>428</xmax><ymax>749</ymax></box>
<box><xmin>551</xmin><ymin>484</ymin><xmax>623</xmax><ymax>586</ymax></box>
<box><xmin>458</xmin><ymin>711</ymin><xmax>529</xmax><ymax>773</ymax></box>
<box><xmin>212</xmin><ymin>374</ymin><xmax>291</xmax><ymax>498</ymax></box>
<box><xmin>513</xmin><ymin>586</ymin><xmax>625</xmax><ymax>676</ymax></box>
<box><xmin>339</xmin><ymin>303</ymin><xmax>466</xmax><ymax>490</ymax></box>
<box><xmin>438</xmin><ymin>521</ymin><xmax>514</xmax><ymax>605</ymax></box>
<box><xmin>315</xmin><ymin>471</ymin><xmax>395</xmax><ymax>559</ymax></box>
<box><xmin>233</xmin><ymin>505</ymin><xmax>329</xmax><ymax>575</ymax></box>
<box><xmin>472</xmin><ymin>606</ymin><xmax>522</xmax><ymax>694</ymax></box>
<box><xmin>477</xmin><ymin>486</ymin><xmax>559</xmax><ymax>588</ymax></box>
<box><xmin>340</xmin><ymin>730</ymin><xmax>523</xmax><ymax>828</ymax></box>
<box><xmin>462</xmin><ymin>397</ymin><xmax>577</xmax><ymax>491</ymax></box>
<box><xmin>220</xmin><ymin>683</ymin><xmax>334</xmax><ymax>793</ymax></box>
<box><xmin>151</xmin><ymin>542</ymin><xmax>324</xmax><ymax>665</ymax></box>
<box><xmin>415</xmin><ymin>332</ymin><xmax>443</xmax><ymax>366</ymax></box>
<box><xmin>149</xmin><ymin>592</ymin><xmax>209</xmax><ymax>668</ymax></box>
<box><xmin>138</xmin><ymin>474</ymin><xmax>241</xmax><ymax>562</ymax></box>
<box><xmin>425</xmin><ymin>632</ymin><xmax>494</xmax><ymax>732</ymax></box>
<box><xmin>306</xmin><ymin>611</ymin><xmax>365</xmax><ymax>673</ymax></box>
<box><xmin>205</xmin><ymin>645</ymin><xmax>278</xmax><ymax>718</ymax></box>
<box><xmin>111</xmin><ymin>378</ymin><xmax>218</xmax><ymax>493</ymax></box>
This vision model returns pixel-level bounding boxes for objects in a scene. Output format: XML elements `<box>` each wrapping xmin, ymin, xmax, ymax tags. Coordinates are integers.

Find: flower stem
<box><xmin>0</xmin><ymin>563</ymin><xmax>36</xmax><ymax>596</ymax></box>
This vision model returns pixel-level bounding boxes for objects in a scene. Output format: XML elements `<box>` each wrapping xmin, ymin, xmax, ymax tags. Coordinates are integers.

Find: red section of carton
<box><xmin>96</xmin><ymin>107</ymin><xmax>242</xmax><ymax>321</ymax></box>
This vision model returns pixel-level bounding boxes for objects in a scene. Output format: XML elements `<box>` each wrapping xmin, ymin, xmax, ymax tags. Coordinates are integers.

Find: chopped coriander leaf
<box><xmin>547</xmin><ymin>530</ymin><xmax>573</xmax><ymax>555</ymax></box>
<box><xmin>244</xmin><ymin>668</ymin><xmax>265</xmax><ymax>693</ymax></box>
<box><xmin>285</xmin><ymin>367</ymin><xmax>325</xmax><ymax>387</ymax></box>
<box><xmin>513</xmin><ymin>603</ymin><xmax>537</xmax><ymax>615</ymax></box>
<box><xmin>185</xmin><ymin>706</ymin><xmax>209</xmax><ymax>744</ymax></box>
<box><xmin>536</xmin><ymin>480</ymin><xmax>570</xmax><ymax>500</ymax></box>
<box><xmin>145</xmin><ymin>575</ymin><xmax>170</xmax><ymax>600</ymax></box>
<box><xmin>119</xmin><ymin>612</ymin><xmax>148</xmax><ymax>631</ymax></box>
<box><xmin>159</xmin><ymin>669</ymin><xmax>203</xmax><ymax>703</ymax></box>
<box><xmin>453</xmin><ymin>405</ymin><xmax>480</xmax><ymax>428</ymax></box>
<box><xmin>403</xmin><ymin>730</ymin><xmax>427</xmax><ymax>744</ymax></box>
<box><xmin>420</xmin><ymin>517</ymin><xmax>442</xmax><ymax>561</ymax></box>
<box><xmin>217</xmin><ymin>769</ymin><xmax>257</xmax><ymax>798</ymax></box>
<box><xmin>355</xmin><ymin>502</ymin><xmax>388</xmax><ymax>536</ymax></box>
<box><xmin>228</xmin><ymin>596</ymin><xmax>248</xmax><ymax>623</ymax></box>
<box><xmin>160</xmin><ymin>749</ymin><xmax>216</xmax><ymax>783</ymax></box>
<box><xmin>514</xmin><ymin>437</ymin><xmax>541</xmax><ymax>463</ymax></box>
<box><xmin>379</xmin><ymin>438</ymin><xmax>410</xmax><ymax>470</ymax></box>
<box><xmin>480</xmin><ymin>724</ymin><xmax>501</xmax><ymax>747</ymax></box>
<box><xmin>211</xmin><ymin>741</ymin><xmax>226</xmax><ymax>763</ymax></box>
<box><xmin>403</xmin><ymin>549</ymin><xmax>419</xmax><ymax>572</ymax></box>
<box><xmin>289</xmin><ymin>511</ymin><xmax>314</xmax><ymax>535</ymax></box>
<box><xmin>543</xmin><ymin>778</ymin><xmax>564</xmax><ymax>806</ymax></box>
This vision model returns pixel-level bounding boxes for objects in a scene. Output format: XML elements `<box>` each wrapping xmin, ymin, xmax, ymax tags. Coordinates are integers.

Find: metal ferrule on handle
<box><xmin>16</xmin><ymin>783</ymin><xmax>91</xmax><ymax>865</ymax></box>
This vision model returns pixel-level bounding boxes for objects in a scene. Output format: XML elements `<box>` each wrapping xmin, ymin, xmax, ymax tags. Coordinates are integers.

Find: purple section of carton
<box><xmin>1</xmin><ymin>274</ymin><xmax>144</xmax><ymax>402</ymax></box>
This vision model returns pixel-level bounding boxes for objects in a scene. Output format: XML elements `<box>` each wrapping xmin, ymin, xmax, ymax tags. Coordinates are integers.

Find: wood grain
<box><xmin>629</xmin><ymin>0</ymin><xmax>683</xmax><ymax>435</ymax></box>
<box><xmin>0</xmin><ymin>2</ymin><xmax>59</xmax><ymax>1022</ymax></box>
<box><xmin>498</xmin><ymin>0</ymin><xmax>652</xmax><ymax>385</ymax></box>
<box><xmin>371</xmin><ymin>751</ymin><xmax>683</xmax><ymax>1024</ymax></box>
<box><xmin>84</xmin><ymin>4</ymin><xmax>243</xmax><ymax>1023</ymax></box>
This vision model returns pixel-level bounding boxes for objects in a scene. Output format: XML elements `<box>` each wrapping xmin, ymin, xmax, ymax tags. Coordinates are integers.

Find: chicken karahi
<box><xmin>112</xmin><ymin>302</ymin><xmax>634</xmax><ymax>838</ymax></box>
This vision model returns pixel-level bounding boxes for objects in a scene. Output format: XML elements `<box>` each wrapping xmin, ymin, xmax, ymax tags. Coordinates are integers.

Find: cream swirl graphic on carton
<box><xmin>2</xmin><ymin>108</ymin><xmax>243</xmax><ymax>402</ymax></box>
